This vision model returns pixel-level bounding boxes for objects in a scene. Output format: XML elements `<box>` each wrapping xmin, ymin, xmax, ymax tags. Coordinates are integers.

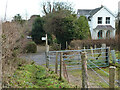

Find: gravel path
<box><xmin>21</xmin><ymin>45</ymin><xmax>46</xmax><ymax>66</ymax></box>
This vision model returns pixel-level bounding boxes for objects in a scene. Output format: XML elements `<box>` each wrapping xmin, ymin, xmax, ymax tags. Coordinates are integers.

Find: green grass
<box><xmin>69</xmin><ymin>69</ymin><xmax>82</xmax><ymax>77</ymax></box>
<box><xmin>115</xmin><ymin>51</ymin><xmax>120</xmax><ymax>59</ymax></box>
<box><xmin>110</xmin><ymin>51</ymin><xmax>120</xmax><ymax>63</ymax></box>
<box><xmin>8</xmin><ymin>63</ymin><xmax>75</xmax><ymax>88</ymax></box>
<box><xmin>94</xmin><ymin>67</ymin><xmax>109</xmax><ymax>77</ymax></box>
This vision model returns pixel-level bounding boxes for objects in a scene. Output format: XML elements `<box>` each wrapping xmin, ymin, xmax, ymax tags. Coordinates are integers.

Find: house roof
<box><xmin>89</xmin><ymin>6</ymin><xmax>103</xmax><ymax>18</ymax></box>
<box><xmin>77</xmin><ymin>5</ymin><xmax>115</xmax><ymax>18</ymax></box>
<box><xmin>77</xmin><ymin>9</ymin><xmax>92</xmax><ymax>16</ymax></box>
<box><xmin>94</xmin><ymin>25</ymin><xmax>115</xmax><ymax>30</ymax></box>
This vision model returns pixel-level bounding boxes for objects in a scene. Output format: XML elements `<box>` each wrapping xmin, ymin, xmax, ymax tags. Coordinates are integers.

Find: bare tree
<box><xmin>42</xmin><ymin>2</ymin><xmax>73</xmax><ymax>15</ymax></box>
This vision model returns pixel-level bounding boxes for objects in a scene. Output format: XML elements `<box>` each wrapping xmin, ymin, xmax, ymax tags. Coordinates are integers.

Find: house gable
<box><xmin>91</xmin><ymin>6</ymin><xmax>115</xmax><ymax>29</ymax></box>
<box><xmin>77</xmin><ymin>6</ymin><xmax>115</xmax><ymax>19</ymax></box>
<box><xmin>91</xmin><ymin>6</ymin><xmax>115</xmax><ymax>18</ymax></box>
<box><xmin>77</xmin><ymin>6</ymin><xmax>116</xmax><ymax>40</ymax></box>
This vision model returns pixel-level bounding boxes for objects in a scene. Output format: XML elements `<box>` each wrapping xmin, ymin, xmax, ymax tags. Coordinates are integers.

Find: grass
<box><xmin>94</xmin><ymin>67</ymin><xmax>109</xmax><ymax>77</ymax></box>
<box><xmin>110</xmin><ymin>51</ymin><xmax>120</xmax><ymax>63</ymax></box>
<box><xmin>8</xmin><ymin>63</ymin><xmax>75</xmax><ymax>88</ymax></box>
<box><xmin>68</xmin><ymin>67</ymin><xmax>120</xmax><ymax>88</ymax></box>
<box><xmin>69</xmin><ymin>69</ymin><xmax>82</xmax><ymax>77</ymax></box>
<box><xmin>68</xmin><ymin>69</ymin><xmax>109</xmax><ymax>88</ymax></box>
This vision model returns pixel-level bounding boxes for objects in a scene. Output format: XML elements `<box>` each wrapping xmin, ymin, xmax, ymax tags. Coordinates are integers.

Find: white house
<box><xmin>77</xmin><ymin>5</ymin><xmax>116</xmax><ymax>39</ymax></box>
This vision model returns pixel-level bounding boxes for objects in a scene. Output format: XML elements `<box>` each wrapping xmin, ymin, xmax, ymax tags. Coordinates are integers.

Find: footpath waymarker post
<box><xmin>42</xmin><ymin>34</ymin><xmax>49</xmax><ymax>68</ymax></box>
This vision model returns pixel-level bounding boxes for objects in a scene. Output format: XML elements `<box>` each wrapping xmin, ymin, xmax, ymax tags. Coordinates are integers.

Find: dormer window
<box><xmin>106</xmin><ymin>17</ymin><xmax>110</xmax><ymax>24</ymax></box>
<box><xmin>98</xmin><ymin>17</ymin><xmax>102</xmax><ymax>24</ymax></box>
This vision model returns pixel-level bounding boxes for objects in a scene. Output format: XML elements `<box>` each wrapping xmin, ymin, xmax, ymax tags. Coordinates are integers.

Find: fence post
<box><xmin>60</xmin><ymin>43</ymin><xmax>61</xmax><ymax>50</ymax></box>
<box><xmin>111</xmin><ymin>50</ymin><xmax>116</xmax><ymax>64</ymax></box>
<box><xmin>90</xmin><ymin>46</ymin><xmax>94</xmax><ymax>57</ymax></box>
<box><xmin>94</xmin><ymin>45</ymin><xmax>97</xmax><ymax>53</ymax></box>
<box><xmin>59</xmin><ymin>52</ymin><xmax>63</xmax><ymax>80</ymax></box>
<box><xmin>81</xmin><ymin>52</ymin><xmax>88</xmax><ymax>88</ymax></box>
<box><xmin>118</xmin><ymin>51</ymin><xmax>120</xmax><ymax>64</ymax></box>
<box><xmin>46</xmin><ymin>45</ymin><xmax>49</xmax><ymax>68</ymax></box>
<box><xmin>109</xmin><ymin>66</ymin><xmax>116</xmax><ymax>88</ymax></box>
<box><xmin>106</xmin><ymin>47</ymin><xmax>110</xmax><ymax>66</ymax></box>
<box><xmin>84</xmin><ymin>47</ymin><xmax>86</xmax><ymax>52</ymax></box>
<box><xmin>118</xmin><ymin>51</ymin><xmax>120</xmax><ymax>88</ymax></box>
<box><xmin>118</xmin><ymin>67</ymin><xmax>120</xmax><ymax>88</ymax></box>
<box><xmin>102</xmin><ymin>43</ymin><xmax>106</xmax><ymax>48</ymax></box>
<box><xmin>55</xmin><ymin>52</ymin><xmax>58</xmax><ymax>74</ymax></box>
<box><xmin>94</xmin><ymin>45</ymin><xmax>96</xmax><ymax>49</ymax></box>
<box><xmin>101</xmin><ymin>44</ymin><xmax>106</xmax><ymax>62</ymax></box>
<box><xmin>66</xmin><ymin>41</ymin><xmax>68</xmax><ymax>49</ymax></box>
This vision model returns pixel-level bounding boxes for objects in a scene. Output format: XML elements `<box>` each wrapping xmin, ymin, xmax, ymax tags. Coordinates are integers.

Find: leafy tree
<box><xmin>75</xmin><ymin>16</ymin><xmax>90</xmax><ymax>39</ymax></box>
<box><xmin>44</xmin><ymin>10</ymin><xmax>76</xmax><ymax>49</ymax></box>
<box><xmin>31</xmin><ymin>17</ymin><xmax>45</xmax><ymax>44</ymax></box>
<box><xmin>13</xmin><ymin>14</ymin><xmax>22</xmax><ymax>21</ymax></box>
<box><xmin>12</xmin><ymin>14</ymin><xmax>25</xmax><ymax>25</ymax></box>
<box><xmin>43</xmin><ymin>2</ymin><xmax>90</xmax><ymax>49</ymax></box>
<box><xmin>56</xmin><ymin>16</ymin><xmax>76</xmax><ymax>48</ymax></box>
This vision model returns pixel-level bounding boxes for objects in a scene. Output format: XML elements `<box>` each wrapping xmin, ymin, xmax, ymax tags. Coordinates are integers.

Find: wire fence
<box><xmin>46</xmin><ymin>47</ymin><xmax>120</xmax><ymax>88</ymax></box>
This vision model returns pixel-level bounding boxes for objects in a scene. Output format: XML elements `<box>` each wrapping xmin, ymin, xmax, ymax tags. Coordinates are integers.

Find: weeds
<box><xmin>8</xmin><ymin>63</ymin><xmax>75</xmax><ymax>88</ymax></box>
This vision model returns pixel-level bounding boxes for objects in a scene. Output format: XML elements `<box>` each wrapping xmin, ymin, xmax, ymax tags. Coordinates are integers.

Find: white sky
<box><xmin>0</xmin><ymin>0</ymin><xmax>120</xmax><ymax>21</ymax></box>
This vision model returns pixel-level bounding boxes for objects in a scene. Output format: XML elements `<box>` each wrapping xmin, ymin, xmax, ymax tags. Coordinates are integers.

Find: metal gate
<box><xmin>47</xmin><ymin>47</ymin><xmax>110</xmax><ymax>71</ymax></box>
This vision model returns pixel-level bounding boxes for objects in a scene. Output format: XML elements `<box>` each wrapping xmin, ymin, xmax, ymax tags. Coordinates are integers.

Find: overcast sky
<box><xmin>0</xmin><ymin>0</ymin><xmax>120</xmax><ymax>21</ymax></box>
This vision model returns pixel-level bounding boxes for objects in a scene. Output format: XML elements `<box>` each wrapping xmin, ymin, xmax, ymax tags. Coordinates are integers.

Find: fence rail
<box><xmin>48</xmin><ymin>47</ymin><xmax>109</xmax><ymax>70</ymax></box>
<box><xmin>45</xmin><ymin>47</ymin><xmax>120</xmax><ymax>88</ymax></box>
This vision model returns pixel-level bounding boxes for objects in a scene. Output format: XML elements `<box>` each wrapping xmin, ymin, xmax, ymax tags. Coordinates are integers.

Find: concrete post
<box><xmin>111</xmin><ymin>50</ymin><xmax>116</xmax><ymax>64</ymax></box>
<box><xmin>101</xmin><ymin>44</ymin><xmax>106</xmax><ymax>61</ymax></box>
<box><xmin>109</xmin><ymin>66</ymin><xmax>116</xmax><ymax>88</ymax></box>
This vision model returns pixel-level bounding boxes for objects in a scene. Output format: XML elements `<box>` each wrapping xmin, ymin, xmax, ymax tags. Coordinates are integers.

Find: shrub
<box><xmin>70</xmin><ymin>38</ymin><xmax>118</xmax><ymax>50</ymax></box>
<box><xmin>25</xmin><ymin>41</ymin><xmax>37</xmax><ymax>53</ymax></box>
<box><xmin>50</xmin><ymin>43</ymin><xmax>61</xmax><ymax>50</ymax></box>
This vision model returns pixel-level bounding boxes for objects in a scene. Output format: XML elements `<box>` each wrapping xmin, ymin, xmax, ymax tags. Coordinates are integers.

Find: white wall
<box><xmin>89</xmin><ymin>7</ymin><xmax>116</xmax><ymax>39</ymax></box>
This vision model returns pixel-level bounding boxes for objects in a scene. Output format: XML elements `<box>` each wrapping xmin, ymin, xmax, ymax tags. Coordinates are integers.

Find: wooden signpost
<box><xmin>42</xmin><ymin>34</ymin><xmax>49</xmax><ymax>68</ymax></box>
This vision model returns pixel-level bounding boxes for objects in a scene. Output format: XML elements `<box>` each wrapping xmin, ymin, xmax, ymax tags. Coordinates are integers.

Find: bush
<box><xmin>25</xmin><ymin>41</ymin><xmax>37</xmax><ymax>53</ymax></box>
<box><xmin>50</xmin><ymin>43</ymin><xmax>61</xmax><ymax>50</ymax></box>
<box><xmin>70</xmin><ymin>38</ymin><xmax>118</xmax><ymax>50</ymax></box>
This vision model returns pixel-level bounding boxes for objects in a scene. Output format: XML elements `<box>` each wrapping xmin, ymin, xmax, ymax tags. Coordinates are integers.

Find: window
<box><xmin>106</xmin><ymin>17</ymin><xmax>110</xmax><ymax>24</ymax></box>
<box><xmin>98</xmin><ymin>17</ymin><xmax>102</xmax><ymax>24</ymax></box>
